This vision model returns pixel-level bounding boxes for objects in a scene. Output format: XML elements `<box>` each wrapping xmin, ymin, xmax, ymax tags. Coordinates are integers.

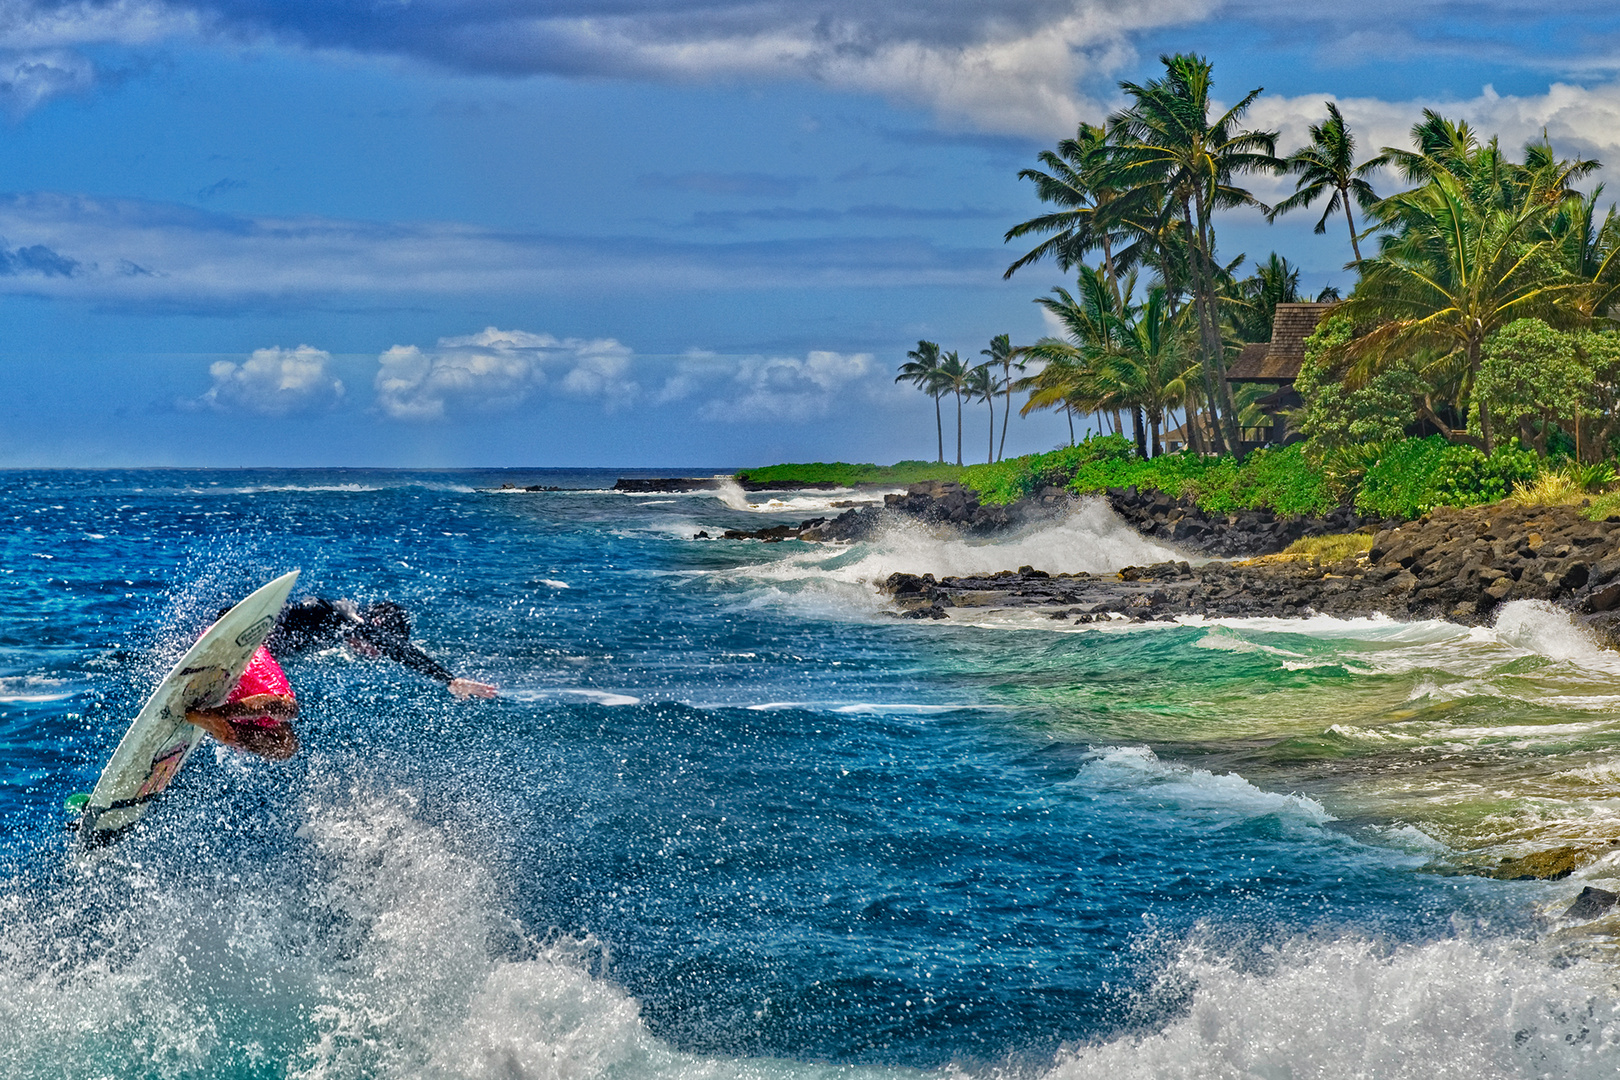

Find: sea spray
<box><xmin>1045</xmin><ymin>931</ymin><xmax>1620</xmax><ymax>1080</ymax></box>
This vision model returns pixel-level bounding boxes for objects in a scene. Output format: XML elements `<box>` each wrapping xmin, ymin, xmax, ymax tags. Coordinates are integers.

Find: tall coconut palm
<box><xmin>1003</xmin><ymin>122</ymin><xmax>1151</xmax><ymax>293</ymax></box>
<box><xmin>981</xmin><ymin>334</ymin><xmax>1025</xmax><ymax>462</ymax></box>
<box><xmin>895</xmin><ymin>341</ymin><xmax>945</xmax><ymax>463</ymax></box>
<box><xmin>935</xmin><ymin>350</ymin><xmax>972</xmax><ymax>466</ymax></box>
<box><xmin>1108</xmin><ymin>53</ymin><xmax>1281</xmax><ymax>455</ymax></box>
<box><xmin>1267</xmin><ymin>102</ymin><xmax>1387</xmax><ymax>263</ymax></box>
<box><xmin>964</xmin><ymin>363</ymin><xmax>1000</xmax><ymax>464</ymax></box>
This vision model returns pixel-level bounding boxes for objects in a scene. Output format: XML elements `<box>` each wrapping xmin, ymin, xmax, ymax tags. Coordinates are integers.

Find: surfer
<box><xmin>269</xmin><ymin>597</ymin><xmax>498</xmax><ymax>699</ymax></box>
<box><xmin>184</xmin><ymin>644</ymin><xmax>300</xmax><ymax>760</ymax></box>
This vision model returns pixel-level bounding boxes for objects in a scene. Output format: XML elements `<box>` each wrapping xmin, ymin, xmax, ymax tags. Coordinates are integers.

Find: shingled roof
<box><xmin>1226</xmin><ymin>302</ymin><xmax>1336</xmax><ymax>382</ymax></box>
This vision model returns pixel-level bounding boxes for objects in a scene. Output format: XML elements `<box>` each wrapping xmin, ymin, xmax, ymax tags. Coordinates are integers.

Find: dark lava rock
<box><xmin>615</xmin><ymin>477</ymin><xmax>725</xmax><ymax>492</ymax></box>
<box><xmin>1563</xmin><ymin>885</ymin><xmax>1620</xmax><ymax>920</ymax></box>
<box><xmin>1104</xmin><ymin>486</ymin><xmax>1392</xmax><ymax>558</ymax></box>
<box><xmin>875</xmin><ymin>500</ymin><xmax>1620</xmax><ymax>641</ymax></box>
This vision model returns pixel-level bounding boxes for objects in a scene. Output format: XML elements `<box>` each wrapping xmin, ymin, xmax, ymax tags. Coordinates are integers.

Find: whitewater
<box><xmin>6</xmin><ymin>468</ymin><xmax>1620</xmax><ymax>1078</ymax></box>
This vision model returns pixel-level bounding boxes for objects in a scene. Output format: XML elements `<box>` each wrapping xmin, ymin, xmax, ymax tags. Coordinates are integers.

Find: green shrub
<box><xmin>961</xmin><ymin>436</ymin><xmax>1337</xmax><ymax>516</ymax></box>
<box><xmin>1355</xmin><ymin>436</ymin><xmax>1541</xmax><ymax>518</ymax></box>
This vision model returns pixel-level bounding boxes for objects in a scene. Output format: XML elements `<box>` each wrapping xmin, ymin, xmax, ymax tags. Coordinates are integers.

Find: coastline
<box><xmin>712</xmin><ymin>479</ymin><xmax>1620</xmax><ymax>646</ymax></box>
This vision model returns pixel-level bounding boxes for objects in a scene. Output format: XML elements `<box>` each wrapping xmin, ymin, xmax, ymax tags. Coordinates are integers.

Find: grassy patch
<box><xmin>1282</xmin><ymin>533</ymin><xmax>1374</xmax><ymax>561</ymax></box>
<box><xmin>959</xmin><ymin>436</ymin><xmax>1340</xmax><ymax>516</ymax></box>
<box><xmin>735</xmin><ymin>461</ymin><xmax>962</xmax><ymax>487</ymax></box>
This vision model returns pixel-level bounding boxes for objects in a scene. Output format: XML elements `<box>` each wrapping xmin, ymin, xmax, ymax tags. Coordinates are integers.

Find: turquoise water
<box><xmin>5</xmin><ymin>470</ymin><xmax>1620</xmax><ymax>1077</ymax></box>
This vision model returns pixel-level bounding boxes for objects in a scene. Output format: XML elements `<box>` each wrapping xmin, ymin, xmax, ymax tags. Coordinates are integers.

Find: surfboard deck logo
<box><xmin>77</xmin><ymin>570</ymin><xmax>300</xmax><ymax>845</ymax></box>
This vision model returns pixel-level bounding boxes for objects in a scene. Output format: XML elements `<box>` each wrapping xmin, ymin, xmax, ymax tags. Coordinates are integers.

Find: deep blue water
<box><xmin>3</xmin><ymin>469</ymin><xmax>1617</xmax><ymax>1079</ymax></box>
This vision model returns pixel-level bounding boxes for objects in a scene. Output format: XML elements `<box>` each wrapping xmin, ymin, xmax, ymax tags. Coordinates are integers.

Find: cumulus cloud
<box><xmin>701</xmin><ymin>349</ymin><xmax>873</xmax><ymax>421</ymax></box>
<box><xmin>373</xmin><ymin>326</ymin><xmax>636</xmax><ymax>420</ymax></box>
<box><xmin>1249</xmin><ymin>82</ymin><xmax>1620</xmax><ymax>206</ymax></box>
<box><xmin>195</xmin><ymin>344</ymin><xmax>344</xmax><ymax>415</ymax></box>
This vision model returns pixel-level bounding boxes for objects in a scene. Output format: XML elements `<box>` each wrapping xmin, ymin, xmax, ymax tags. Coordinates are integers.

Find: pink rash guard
<box><xmin>227</xmin><ymin>646</ymin><xmax>294</xmax><ymax>727</ymax></box>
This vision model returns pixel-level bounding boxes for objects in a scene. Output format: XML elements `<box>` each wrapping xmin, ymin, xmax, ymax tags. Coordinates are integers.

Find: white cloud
<box><xmin>703</xmin><ymin>349</ymin><xmax>873</xmax><ymax>421</ymax></box>
<box><xmin>1251</xmin><ymin>82</ymin><xmax>1620</xmax><ymax>206</ymax></box>
<box><xmin>373</xmin><ymin>326</ymin><xmax>637</xmax><ymax>420</ymax></box>
<box><xmin>569</xmin><ymin>5</ymin><xmax>1206</xmax><ymax>136</ymax></box>
<box><xmin>195</xmin><ymin>344</ymin><xmax>344</xmax><ymax>416</ymax></box>
<box><xmin>0</xmin><ymin>192</ymin><xmax>997</xmax><ymax>306</ymax></box>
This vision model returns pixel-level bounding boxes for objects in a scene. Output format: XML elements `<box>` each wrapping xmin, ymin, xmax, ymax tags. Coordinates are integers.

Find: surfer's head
<box><xmin>360</xmin><ymin>601</ymin><xmax>411</xmax><ymax>640</ymax></box>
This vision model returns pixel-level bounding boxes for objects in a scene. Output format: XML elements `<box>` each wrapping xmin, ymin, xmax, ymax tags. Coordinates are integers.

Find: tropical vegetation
<box><xmin>873</xmin><ymin>50</ymin><xmax>1620</xmax><ymax>521</ymax></box>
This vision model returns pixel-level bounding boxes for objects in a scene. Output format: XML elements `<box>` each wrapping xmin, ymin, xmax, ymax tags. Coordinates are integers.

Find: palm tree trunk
<box><xmin>1194</xmin><ymin>196</ymin><xmax>1241</xmax><ymax>455</ymax></box>
<box><xmin>934</xmin><ymin>395</ymin><xmax>944</xmax><ymax>463</ymax></box>
<box><xmin>1066</xmin><ymin>403</ymin><xmax>1075</xmax><ymax>445</ymax></box>
<box><xmin>999</xmin><ymin>362</ymin><xmax>1012</xmax><ymax>462</ymax></box>
<box><xmin>1341</xmin><ymin>185</ymin><xmax>1363</xmax><ymax>264</ymax></box>
<box><xmin>955</xmin><ymin>390</ymin><xmax>963</xmax><ymax>466</ymax></box>
<box><xmin>1150</xmin><ymin>412</ymin><xmax>1162</xmax><ymax>458</ymax></box>
<box><xmin>1181</xmin><ymin>200</ymin><xmax>1230</xmax><ymax>457</ymax></box>
<box><xmin>987</xmin><ymin>396</ymin><xmax>995</xmax><ymax>463</ymax></box>
<box><xmin>1132</xmin><ymin>407</ymin><xmax>1147</xmax><ymax>459</ymax></box>
<box><xmin>1469</xmin><ymin>338</ymin><xmax>1494</xmax><ymax>454</ymax></box>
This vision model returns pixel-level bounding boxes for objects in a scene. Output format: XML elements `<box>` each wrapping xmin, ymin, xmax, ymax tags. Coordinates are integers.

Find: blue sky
<box><xmin>3</xmin><ymin>1</ymin><xmax>1620</xmax><ymax>467</ymax></box>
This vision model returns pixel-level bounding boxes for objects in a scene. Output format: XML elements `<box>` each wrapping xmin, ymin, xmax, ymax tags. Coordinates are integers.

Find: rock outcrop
<box><xmin>1103</xmin><ymin>486</ymin><xmax>1389</xmax><ymax>558</ymax></box>
<box><xmin>877</xmin><ymin>500</ymin><xmax>1620</xmax><ymax>645</ymax></box>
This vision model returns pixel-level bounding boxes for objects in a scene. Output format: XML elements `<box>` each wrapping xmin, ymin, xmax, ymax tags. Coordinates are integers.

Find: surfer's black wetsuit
<box><xmin>268</xmin><ymin>597</ymin><xmax>457</xmax><ymax>684</ymax></box>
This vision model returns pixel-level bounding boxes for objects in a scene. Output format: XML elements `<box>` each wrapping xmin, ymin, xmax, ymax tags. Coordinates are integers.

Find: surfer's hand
<box><xmin>448</xmin><ymin>678</ymin><xmax>497</xmax><ymax>700</ymax></box>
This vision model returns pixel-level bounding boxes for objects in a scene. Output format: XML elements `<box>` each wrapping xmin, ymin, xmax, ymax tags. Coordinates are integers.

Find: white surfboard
<box><xmin>77</xmin><ymin>570</ymin><xmax>300</xmax><ymax>843</ymax></box>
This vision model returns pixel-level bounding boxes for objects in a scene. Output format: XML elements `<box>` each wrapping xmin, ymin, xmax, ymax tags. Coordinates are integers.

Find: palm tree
<box><xmin>1226</xmin><ymin>252</ymin><xmax>1302</xmax><ymax>344</ymax></box>
<box><xmin>1553</xmin><ymin>186</ymin><xmax>1620</xmax><ymax>319</ymax></box>
<box><xmin>935</xmin><ymin>350</ymin><xmax>972</xmax><ymax>466</ymax></box>
<box><xmin>981</xmin><ymin>334</ymin><xmax>1024</xmax><ymax>462</ymax></box>
<box><xmin>895</xmin><ymin>341</ymin><xmax>945</xmax><ymax>463</ymax></box>
<box><xmin>1108</xmin><ymin>53</ymin><xmax>1281</xmax><ymax>455</ymax></box>
<box><xmin>1267</xmin><ymin>102</ymin><xmax>1387</xmax><ymax>263</ymax></box>
<box><xmin>1111</xmin><ymin>285</ymin><xmax>1191</xmax><ymax>457</ymax></box>
<box><xmin>964</xmin><ymin>363</ymin><xmax>999</xmax><ymax>464</ymax></box>
<box><xmin>1337</xmin><ymin>167</ymin><xmax>1586</xmax><ymax>451</ymax></box>
<box><xmin>1003</xmin><ymin>122</ymin><xmax>1149</xmax><ymax>292</ymax></box>
<box><xmin>1014</xmin><ymin>353</ymin><xmax>1086</xmax><ymax>446</ymax></box>
<box><xmin>1024</xmin><ymin>266</ymin><xmax>1141</xmax><ymax>453</ymax></box>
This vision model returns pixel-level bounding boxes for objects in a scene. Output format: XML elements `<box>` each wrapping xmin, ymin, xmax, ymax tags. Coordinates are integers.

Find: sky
<box><xmin>5</xmin><ymin>1</ymin><xmax>1620</xmax><ymax>467</ymax></box>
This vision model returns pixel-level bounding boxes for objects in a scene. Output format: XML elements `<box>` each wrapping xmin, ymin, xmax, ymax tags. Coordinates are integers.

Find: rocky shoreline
<box><xmin>881</xmin><ymin>500</ymin><xmax>1620</xmax><ymax>646</ymax></box>
<box><xmin>714</xmin><ymin>479</ymin><xmax>1620</xmax><ymax>646</ymax></box>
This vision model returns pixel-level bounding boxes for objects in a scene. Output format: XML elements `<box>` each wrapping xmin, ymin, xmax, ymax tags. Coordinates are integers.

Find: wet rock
<box><xmin>1563</xmin><ymin>885</ymin><xmax>1620</xmax><ymax>920</ymax></box>
<box><xmin>1488</xmin><ymin>845</ymin><xmax>1587</xmax><ymax>881</ymax></box>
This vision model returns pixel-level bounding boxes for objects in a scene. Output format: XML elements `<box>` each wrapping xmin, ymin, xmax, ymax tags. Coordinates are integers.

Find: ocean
<box><xmin>5</xmin><ymin>468</ymin><xmax>1620</xmax><ymax>1078</ymax></box>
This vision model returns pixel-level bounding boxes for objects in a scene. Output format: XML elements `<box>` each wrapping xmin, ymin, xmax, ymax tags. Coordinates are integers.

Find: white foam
<box><xmin>711</xmin><ymin>478</ymin><xmax>894</xmax><ymax>516</ymax></box>
<box><xmin>539</xmin><ymin>579</ymin><xmax>570</xmax><ymax>589</ymax></box>
<box><xmin>712</xmin><ymin>498</ymin><xmax>1187</xmax><ymax>625</ymax></box>
<box><xmin>1041</xmin><ymin>933</ymin><xmax>1620</xmax><ymax>1080</ymax></box>
<box><xmin>503</xmin><ymin>688</ymin><xmax>642</xmax><ymax>706</ymax></box>
<box><xmin>0</xmin><ymin>676</ymin><xmax>74</xmax><ymax>703</ymax></box>
<box><xmin>1083</xmin><ymin>745</ymin><xmax>1335</xmax><ymax>825</ymax></box>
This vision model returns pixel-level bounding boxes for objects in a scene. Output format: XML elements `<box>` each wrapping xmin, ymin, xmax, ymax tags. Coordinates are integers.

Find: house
<box><xmin>1224</xmin><ymin>301</ymin><xmax>1336</xmax><ymax>451</ymax></box>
